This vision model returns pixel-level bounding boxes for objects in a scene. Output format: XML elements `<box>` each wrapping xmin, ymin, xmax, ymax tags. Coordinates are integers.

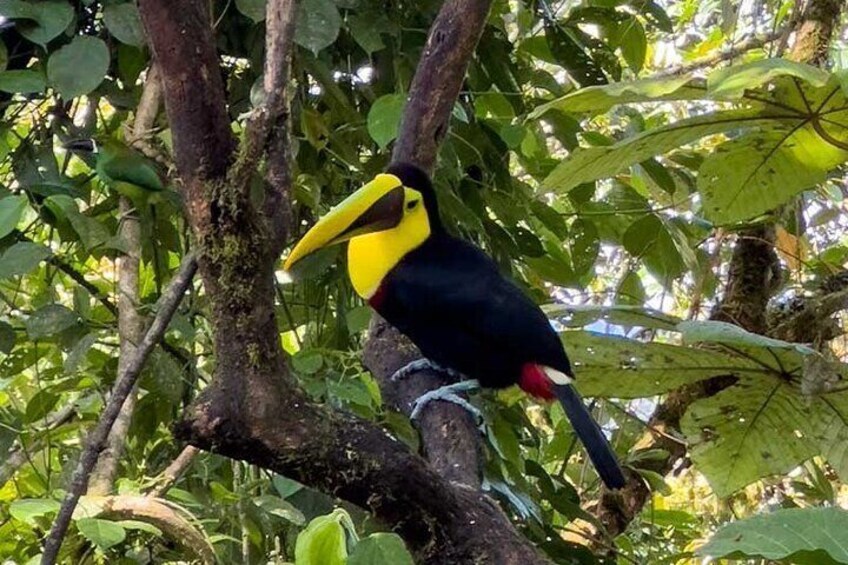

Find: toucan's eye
<box><xmin>406</xmin><ymin>200</ymin><xmax>419</xmax><ymax>210</ymax></box>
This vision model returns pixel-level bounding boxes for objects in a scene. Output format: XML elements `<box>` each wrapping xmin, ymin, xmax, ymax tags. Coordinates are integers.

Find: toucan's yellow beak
<box><xmin>283</xmin><ymin>174</ymin><xmax>405</xmax><ymax>271</ymax></box>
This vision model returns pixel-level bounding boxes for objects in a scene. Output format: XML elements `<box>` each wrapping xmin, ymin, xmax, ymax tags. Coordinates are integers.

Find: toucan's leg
<box><xmin>390</xmin><ymin>358</ymin><xmax>465</xmax><ymax>382</ymax></box>
<box><xmin>409</xmin><ymin>379</ymin><xmax>481</xmax><ymax>421</ymax></box>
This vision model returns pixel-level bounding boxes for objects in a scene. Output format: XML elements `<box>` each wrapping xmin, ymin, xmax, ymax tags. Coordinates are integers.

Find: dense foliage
<box><xmin>1</xmin><ymin>0</ymin><xmax>848</xmax><ymax>563</ymax></box>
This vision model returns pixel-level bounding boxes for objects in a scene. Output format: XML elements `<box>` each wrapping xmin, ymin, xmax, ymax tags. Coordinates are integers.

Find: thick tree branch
<box><xmin>41</xmin><ymin>254</ymin><xmax>198</xmax><ymax>565</ymax></box>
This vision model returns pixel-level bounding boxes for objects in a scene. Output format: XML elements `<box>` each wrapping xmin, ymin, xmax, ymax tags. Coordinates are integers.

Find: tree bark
<box><xmin>137</xmin><ymin>0</ymin><xmax>547</xmax><ymax>561</ymax></box>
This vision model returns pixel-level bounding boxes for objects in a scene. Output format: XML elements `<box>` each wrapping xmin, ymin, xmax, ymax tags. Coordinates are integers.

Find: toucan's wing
<box><xmin>383</xmin><ymin>235</ymin><xmax>626</xmax><ymax>489</ymax></box>
<box><xmin>99</xmin><ymin>149</ymin><xmax>165</xmax><ymax>193</ymax></box>
<box><xmin>383</xmin><ymin>235</ymin><xmax>570</xmax><ymax>373</ymax></box>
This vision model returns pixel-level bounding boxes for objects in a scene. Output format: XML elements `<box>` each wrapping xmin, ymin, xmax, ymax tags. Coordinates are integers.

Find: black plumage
<box><xmin>370</xmin><ymin>163</ymin><xmax>626</xmax><ymax>489</ymax></box>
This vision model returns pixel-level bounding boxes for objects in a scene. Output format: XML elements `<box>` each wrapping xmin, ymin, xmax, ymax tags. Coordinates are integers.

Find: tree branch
<box><xmin>40</xmin><ymin>254</ymin><xmax>198</xmax><ymax>565</ymax></box>
<box><xmin>655</xmin><ymin>29</ymin><xmax>785</xmax><ymax>77</ymax></box>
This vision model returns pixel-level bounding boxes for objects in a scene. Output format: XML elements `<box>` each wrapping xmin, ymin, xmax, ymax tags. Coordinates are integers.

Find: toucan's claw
<box><xmin>390</xmin><ymin>358</ymin><xmax>465</xmax><ymax>382</ymax></box>
<box><xmin>409</xmin><ymin>379</ymin><xmax>482</xmax><ymax>423</ymax></box>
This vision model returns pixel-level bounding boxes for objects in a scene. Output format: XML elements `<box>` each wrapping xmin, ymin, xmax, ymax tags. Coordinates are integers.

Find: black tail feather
<box><xmin>555</xmin><ymin>384</ymin><xmax>626</xmax><ymax>489</ymax></box>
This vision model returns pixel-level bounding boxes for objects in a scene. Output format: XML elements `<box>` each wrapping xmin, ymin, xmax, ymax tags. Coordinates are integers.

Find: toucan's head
<box><xmin>62</xmin><ymin>138</ymin><xmax>99</xmax><ymax>155</ymax></box>
<box><xmin>283</xmin><ymin>162</ymin><xmax>441</xmax><ymax>298</ymax></box>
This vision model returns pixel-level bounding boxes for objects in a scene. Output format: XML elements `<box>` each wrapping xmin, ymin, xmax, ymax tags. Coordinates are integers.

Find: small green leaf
<box><xmin>292</xmin><ymin>350</ymin><xmax>323</xmax><ymax>374</ymax></box>
<box><xmin>367</xmin><ymin>93</ymin><xmax>406</xmax><ymax>149</ymax></box>
<box><xmin>25</xmin><ymin>304</ymin><xmax>80</xmax><ymax>339</ymax></box>
<box><xmin>294</xmin><ymin>509</ymin><xmax>350</xmax><ymax>565</ymax></box>
<box><xmin>0</xmin><ymin>321</ymin><xmax>15</xmax><ymax>353</ymax></box>
<box><xmin>25</xmin><ymin>389</ymin><xmax>59</xmax><ymax>422</ymax></box>
<box><xmin>48</xmin><ymin>36</ymin><xmax>110</xmax><ymax>98</ymax></box>
<box><xmin>0</xmin><ymin>242</ymin><xmax>51</xmax><ymax>279</ymax></box>
<box><xmin>103</xmin><ymin>3</ymin><xmax>146</xmax><ymax>47</ymax></box>
<box><xmin>116</xmin><ymin>520</ymin><xmax>163</xmax><ymax>536</ymax></box>
<box><xmin>616</xmin><ymin>18</ymin><xmax>646</xmax><ymax>73</ymax></box>
<box><xmin>347</xmin><ymin>14</ymin><xmax>385</xmax><ymax>54</ymax></box>
<box><xmin>348</xmin><ymin>533</ymin><xmax>413</xmax><ymax>565</ymax></box>
<box><xmin>254</xmin><ymin>495</ymin><xmax>306</xmax><ymax>525</ymax></box>
<box><xmin>9</xmin><ymin>0</ymin><xmax>75</xmax><ymax>46</ymax></box>
<box><xmin>0</xmin><ymin>194</ymin><xmax>27</xmax><ymax>238</ymax></box>
<box><xmin>294</xmin><ymin>0</ymin><xmax>341</xmax><ymax>55</ymax></box>
<box><xmin>0</xmin><ymin>42</ymin><xmax>9</xmax><ymax>72</ymax></box>
<box><xmin>345</xmin><ymin>306</ymin><xmax>371</xmax><ymax>334</ymax></box>
<box><xmin>9</xmin><ymin>499</ymin><xmax>60</xmax><ymax>525</ymax></box>
<box><xmin>76</xmin><ymin>518</ymin><xmax>127</xmax><ymax>551</ymax></box>
<box><xmin>0</xmin><ymin>69</ymin><xmax>46</xmax><ymax>93</ymax></box>
<box><xmin>235</xmin><ymin>0</ymin><xmax>266</xmax><ymax>23</ymax></box>
<box><xmin>46</xmin><ymin>196</ymin><xmax>111</xmax><ymax>250</ymax></box>
<box><xmin>698</xmin><ymin>507</ymin><xmax>848</xmax><ymax>565</ymax></box>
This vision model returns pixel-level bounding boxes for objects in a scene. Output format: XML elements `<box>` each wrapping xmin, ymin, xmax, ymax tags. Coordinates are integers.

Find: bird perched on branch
<box><xmin>283</xmin><ymin>162</ymin><xmax>626</xmax><ymax>489</ymax></box>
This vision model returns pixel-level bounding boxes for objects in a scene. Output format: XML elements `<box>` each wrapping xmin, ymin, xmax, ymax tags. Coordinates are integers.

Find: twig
<box><xmin>0</xmin><ymin>403</ymin><xmax>78</xmax><ymax>487</ymax></box>
<box><xmin>40</xmin><ymin>253</ymin><xmax>198</xmax><ymax>565</ymax></box>
<box><xmin>146</xmin><ymin>446</ymin><xmax>200</xmax><ymax>498</ymax></box>
<box><xmin>655</xmin><ymin>29</ymin><xmax>786</xmax><ymax>77</ymax></box>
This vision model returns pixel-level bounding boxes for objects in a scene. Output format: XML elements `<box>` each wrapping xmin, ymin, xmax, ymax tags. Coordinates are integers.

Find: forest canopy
<box><xmin>1</xmin><ymin>0</ymin><xmax>848</xmax><ymax>563</ymax></box>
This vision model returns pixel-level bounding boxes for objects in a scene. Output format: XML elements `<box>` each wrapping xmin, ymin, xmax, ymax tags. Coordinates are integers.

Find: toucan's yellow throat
<box><xmin>283</xmin><ymin>173</ymin><xmax>432</xmax><ymax>299</ymax></box>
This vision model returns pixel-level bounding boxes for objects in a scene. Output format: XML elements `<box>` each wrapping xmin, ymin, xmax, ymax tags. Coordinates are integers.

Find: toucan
<box><xmin>284</xmin><ymin>163</ymin><xmax>626</xmax><ymax>489</ymax></box>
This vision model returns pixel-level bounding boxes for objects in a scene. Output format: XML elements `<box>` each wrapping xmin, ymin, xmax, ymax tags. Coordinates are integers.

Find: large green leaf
<box><xmin>563</xmin><ymin>331</ymin><xmax>766</xmax><ymax>398</ymax></box>
<box><xmin>46</xmin><ymin>195</ymin><xmax>111</xmax><ymax>250</ymax></box>
<box><xmin>698</xmin><ymin>507</ymin><xmax>848</xmax><ymax>565</ymax></box>
<box><xmin>293</xmin><ymin>0</ymin><xmax>340</xmax><ymax>55</ymax></box>
<box><xmin>545</xmin><ymin>304</ymin><xmax>682</xmax><ymax>331</ymax></box>
<box><xmin>25</xmin><ymin>304</ymin><xmax>80</xmax><ymax>339</ymax></box>
<box><xmin>531</xmin><ymin>75</ymin><xmax>702</xmax><ymax>117</ymax></box>
<box><xmin>681</xmin><ymin>379</ymin><xmax>848</xmax><ymax>496</ymax></box>
<box><xmin>542</xmin><ymin>109</ymin><xmax>785</xmax><ymax>193</ymax></box>
<box><xmin>679</xmin><ymin>320</ymin><xmax>816</xmax><ymax>355</ymax></box>
<box><xmin>47</xmin><ymin>36</ymin><xmax>110</xmax><ymax>98</ymax></box>
<box><xmin>698</xmin><ymin>124</ymin><xmax>848</xmax><ymax>224</ymax></box>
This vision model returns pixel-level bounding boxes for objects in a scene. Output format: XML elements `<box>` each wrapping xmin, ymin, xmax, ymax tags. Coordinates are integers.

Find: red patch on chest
<box><xmin>519</xmin><ymin>363</ymin><xmax>556</xmax><ymax>400</ymax></box>
<box><xmin>367</xmin><ymin>283</ymin><xmax>387</xmax><ymax>310</ymax></box>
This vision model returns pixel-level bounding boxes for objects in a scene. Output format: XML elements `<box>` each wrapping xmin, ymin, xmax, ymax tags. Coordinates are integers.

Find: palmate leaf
<box><xmin>539</xmin><ymin>60</ymin><xmax>848</xmax><ymax>224</ymax></box>
<box><xmin>698</xmin><ymin>507</ymin><xmax>848</xmax><ymax>565</ymax></box>
<box><xmin>530</xmin><ymin>74</ymin><xmax>706</xmax><ymax>117</ymax></box>
<box><xmin>682</xmin><ymin>381</ymin><xmax>848</xmax><ymax>497</ymax></box>
<box><xmin>562</xmin><ymin>331</ymin><xmax>769</xmax><ymax>398</ymax></box>
<box><xmin>699</xmin><ymin>122</ymin><xmax>848</xmax><ymax>224</ymax></box>
<box><xmin>542</xmin><ymin>108</ymin><xmax>789</xmax><ymax>193</ymax></box>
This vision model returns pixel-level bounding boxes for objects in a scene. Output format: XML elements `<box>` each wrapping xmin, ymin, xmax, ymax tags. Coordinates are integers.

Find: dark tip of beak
<box><xmin>63</xmin><ymin>138</ymin><xmax>96</xmax><ymax>152</ymax></box>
